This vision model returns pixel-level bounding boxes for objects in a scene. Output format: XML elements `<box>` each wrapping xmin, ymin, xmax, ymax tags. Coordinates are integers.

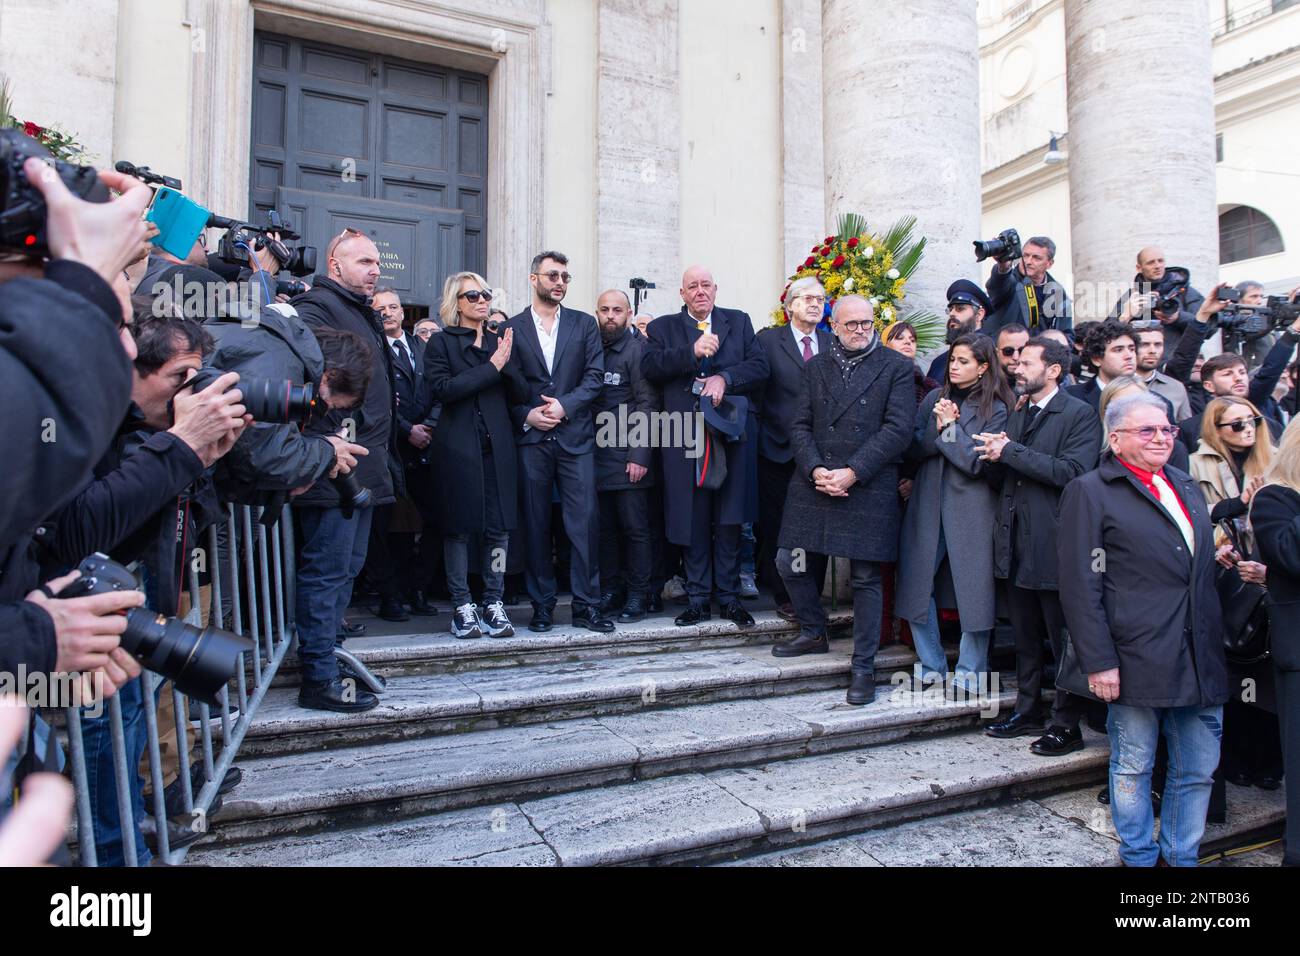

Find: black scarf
<box><xmin>830</xmin><ymin>334</ymin><xmax>879</xmax><ymax>384</ymax></box>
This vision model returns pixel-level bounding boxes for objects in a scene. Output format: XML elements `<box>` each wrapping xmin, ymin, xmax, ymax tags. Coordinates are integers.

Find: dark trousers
<box><xmin>1007</xmin><ymin>584</ymin><xmax>1085</xmax><ymax>730</ymax></box>
<box><xmin>684</xmin><ymin>487</ymin><xmax>741</xmax><ymax>606</ymax></box>
<box><xmin>404</xmin><ymin>458</ymin><xmax>442</xmax><ymax>595</ymax></box>
<box><xmin>598</xmin><ymin>487</ymin><xmax>652</xmax><ymax>596</ymax></box>
<box><xmin>295</xmin><ymin>506</ymin><xmax>373</xmax><ymax>683</ymax></box>
<box><xmin>365</xmin><ymin>503</ymin><xmax>400</xmax><ymax>600</ymax></box>
<box><xmin>1277</xmin><ymin>666</ymin><xmax>1300</xmax><ymax>865</ymax></box>
<box><xmin>518</xmin><ymin>440</ymin><xmax>600</xmax><ymax>610</ymax></box>
<box><xmin>778</xmin><ymin>549</ymin><xmax>883</xmax><ymax>675</ymax></box>
<box><xmin>757</xmin><ymin>455</ymin><xmax>797</xmax><ymax>603</ymax></box>
<box><xmin>648</xmin><ymin>472</ymin><xmax>680</xmax><ymax>590</ymax></box>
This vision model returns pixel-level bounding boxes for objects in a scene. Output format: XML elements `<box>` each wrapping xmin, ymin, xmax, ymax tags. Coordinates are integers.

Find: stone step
<box><xmin>266</xmin><ymin>606</ymin><xmax>855</xmax><ymax>684</ymax></box>
<box><xmin>717</xmin><ymin>778</ymin><xmax>1289</xmax><ymax>867</ymax></box>
<box><xmin>188</xmin><ymin>719</ymin><xmax>1108</xmax><ymax>866</ymax></box>
<box><xmin>187</xmin><ymin>680</ymin><xmax>1019</xmax><ymax>851</ymax></box>
<box><xmin>241</xmin><ymin>641</ymin><xmax>926</xmax><ymax>755</ymax></box>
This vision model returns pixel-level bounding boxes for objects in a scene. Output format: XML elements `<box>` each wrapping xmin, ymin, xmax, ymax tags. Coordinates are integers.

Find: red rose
<box><xmin>22</xmin><ymin>121</ymin><xmax>43</xmax><ymax>138</ymax></box>
<box><xmin>847</xmin><ymin>237</ymin><xmax>860</xmax><ymax>249</ymax></box>
<box><xmin>820</xmin><ymin>245</ymin><xmax>832</xmax><ymax>256</ymax></box>
<box><xmin>804</xmin><ymin>256</ymin><xmax>816</xmax><ymax>268</ymax></box>
<box><xmin>811</xmin><ymin>244</ymin><xmax>821</xmax><ymax>253</ymax></box>
<box><xmin>824</xmin><ymin>236</ymin><xmax>834</xmax><ymax>245</ymax></box>
<box><xmin>832</xmin><ymin>255</ymin><xmax>846</xmax><ymax>268</ymax></box>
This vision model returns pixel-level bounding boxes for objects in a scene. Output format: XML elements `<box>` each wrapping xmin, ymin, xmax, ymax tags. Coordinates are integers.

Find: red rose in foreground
<box><xmin>820</xmin><ymin>245</ymin><xmax>832</xmax><ymax>256</ymax></box>
<box><xmin>847</xmin><ymin>237</ymin><xmax>860</xmax><ymax>249</ymax></box>
<box><xmin>804</xmin><ymin>256</ymin><xmax>816</xmax><ymax>268</ymax></box>
<box><xmin>23</xmin><ymin>121</ymin><xmax>43</xmax><ymax>138</ymax></box>
<box><xmin>832</xmin><ymin>255</ymin><xmax>846</xmax><ymax>268</ymax></box>
<box><xmin>824</xmin><ymin>236</ymin><xmax>834</xmax><ymax>245</ymax></box>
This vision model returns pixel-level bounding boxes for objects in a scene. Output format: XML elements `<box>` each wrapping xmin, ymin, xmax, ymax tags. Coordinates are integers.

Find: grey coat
<box><xmin>895</xmin><ymin>390</ymin><xmax>1008</xmax><ymax>632</ymax></box>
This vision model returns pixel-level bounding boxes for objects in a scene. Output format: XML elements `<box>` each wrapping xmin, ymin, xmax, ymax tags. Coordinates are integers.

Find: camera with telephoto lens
<box><xmin>0</xmin><ymin>129</ymin><xmax>109</xmax><ymax>257</ymax></box>
<box><xmin>185</xmin><ymin>366</ymin><xmax>318</xmax><ymax>426</ymax></box>
<box><xmin>55</xmin><ymin>553</ymin><xmax>253</xmax><ymax>704</ymax></box>
<box><xmin>973</xmin><ymin>228</ymin><xmax>1022</xmax><ymax>264</ymax></box>
<box><xmin>275</xmin><ymin>277</ymin><xmax>308</xmax><ymax>298</ymax></box>
<box><xmin>210</xmin><ymin>210</ymin><xmax>318</xmax><ymax>277</ymax></box>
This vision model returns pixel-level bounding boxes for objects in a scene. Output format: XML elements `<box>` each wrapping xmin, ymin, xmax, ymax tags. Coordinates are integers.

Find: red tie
<box><xmin>802</xmin><ymin>336</ymin><xmax>813</xmax><ymax>362</ymax></box>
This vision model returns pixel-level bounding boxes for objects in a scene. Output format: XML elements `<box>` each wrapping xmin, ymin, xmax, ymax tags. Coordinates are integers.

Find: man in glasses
<box><xmin>925</xmin><ymin>279</ymin><xmax>993</xmax><ymax>382</ymax></box>
<box><xmin>1058</xmin><ymin>392</ymin><xmax>1226</xmax><ymax>867</ymax></box>
<box><xmin>506</xmin><ymin>250</ymin><xmax>613</xmax><ymax>634</ymax></box>
<box><xmin>995</xmin><ymin>322</ymin><xmax>1029</xmax><ymax>379</ymax></box>
<box><xmin>643</xmin><ymin>265</ymin><xmax>769</xmax><ymax>629</ymax></box>
<box><xmin>289</xmin><ymin>227</ymin><xmax>396</xmax><ymax>712</ymax></box>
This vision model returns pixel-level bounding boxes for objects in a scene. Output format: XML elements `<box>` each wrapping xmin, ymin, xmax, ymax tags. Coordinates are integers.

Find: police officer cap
<box><xmin>946</xmin><ymin>279</ymin><xmax>991</xmax><ymax>314</ymax></box>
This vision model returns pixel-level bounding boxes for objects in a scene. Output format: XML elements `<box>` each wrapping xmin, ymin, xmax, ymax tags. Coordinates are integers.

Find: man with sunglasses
<box><xmin>506</xmin><ymin>251</ymin><xmax>613</xmax><ymax>634</ymax></box>
<box><xmin>995</xmin><ymin>322</ymin><xmax>1029</xmax><ymax>379</ymax></box>
<box><xmin>1058</xmin><ymin>392</ymin><xmax>1226</xmax><ymax>866</ymax></box>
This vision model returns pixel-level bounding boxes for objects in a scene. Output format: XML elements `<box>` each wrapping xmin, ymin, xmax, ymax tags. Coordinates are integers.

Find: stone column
<box><xmin>780</xmin><ymin>0</ymin><xmax>825</xmax><ymax>278</ymax></box>
<box><xmin>1064</xmin><ymin>0</ymin><xmax>1219</xmax><ymax>320</ymax></box>
<box><xmin>821</xmin><ymin>0</ymin><xmax>982</xmax><ymax>314</ymax></box>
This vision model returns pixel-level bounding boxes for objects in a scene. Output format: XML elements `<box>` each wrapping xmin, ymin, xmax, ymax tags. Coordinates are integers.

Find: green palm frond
<box><xmin>880</xmin><ymin>216</ymin><xmax>928</xmax><ymax>282</ymax></box>
<box><xmin>0</xmin><ymin>74</ymin><xmax>15</xmax><ymax>125</ymax></box>
<box><xmin>906</xmin><ymin>309</ymin><xmax>946</xmax><ymax>354</ymax></box>
<box><xmin>836</xmin><ymin>212</ymin><xmax>869</xmax><ymax>241</ymax></box>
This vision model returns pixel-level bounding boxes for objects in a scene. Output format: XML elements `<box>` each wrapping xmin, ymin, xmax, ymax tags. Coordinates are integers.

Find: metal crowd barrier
<box><xmin>64</xmin><ymin>503</ymin><xmax>296</xmax><ymax>866</ymax></box>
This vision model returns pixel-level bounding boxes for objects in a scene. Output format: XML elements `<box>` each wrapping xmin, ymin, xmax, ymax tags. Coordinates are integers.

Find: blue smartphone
<box><xmin>146</xmin><ymin>186</ymin><xmax>211</xmax><ymax>259</ymax></box>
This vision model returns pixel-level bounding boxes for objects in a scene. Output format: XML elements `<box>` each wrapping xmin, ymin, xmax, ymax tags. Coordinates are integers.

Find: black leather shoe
<box><xmin>775</xmin><ymin>602</ymin><xmax>798</xmax><ymax>623</ymax></box>
<box><xmin>1254</xmin><ymin>772</ymin><xmax>1282</xmax><ymax>791</ymax></box>
<box><xmin>720</xmin><ymin>601</ymin><xmax>755</xmax><ymax>628</ymax></box>
<box><xmin>340</xmin><ymin>618</ymin><xmax>366</xmax><ymax>637</ymax></box>
<box><xmin>846</xmin><ymin>672</ymin><xmax>876</xmax><ymax>706</ymax></box>
<box><xmin>674</xmin><ymin>605</ymin><xmax>711</xmax><ymax>627</ymax></box>
<box><xmin>599</xmin><ymin>591</ymin><xmax>623</xmax><ymax>614</ymax></box>
<box><xmin>646</xmin><ymin>593</ymin><xmax>665</xmax><ymax>613</ymax></box>
<box><xmin>984</xmin><ymin>710</ymin><xmax>1046</xmax><ymax>739</ymax></box>
<box><xmin>771</xmin><ymin>632</ymin><xmax>829</xmax><ymax>657</ymax></box>
<box><xmin>529</xmin><ymin>606</ymin><xmax>554</xmax><ymax>633</ymax></box>
<box><xmin>573</xmin><ymin>606</ymin><xmax>616</xmax><ymax>633</ymax></box>
<box><xmin>1227</xmin><ymin>770</ymin><xmax>1254</xmax><ymax>787</ymax></box>
<box><xmin>408</xmin><ymin>591</ymin><xmax>437</xmax><ymax>616</ymax></box>
<box><xmin>378</xmin><ymin>596</ymin><xmax>410</xmax><ymax>622</ymax></box>
<box><xmin>618</xmin><ymin>595</ymin><xmax>647</xmax><ymax>623</ymax></box>
<box><xmin>297</xmin><ymin>677</ymin><xmax>379</xmax><ymax>713</ymax></box>
<box><xmin>1030</xmin><ymin>725</ymin><xmax>1084</xmax><ymax>757</ymax></box>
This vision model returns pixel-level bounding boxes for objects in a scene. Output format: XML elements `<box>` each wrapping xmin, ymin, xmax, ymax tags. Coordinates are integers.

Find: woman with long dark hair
<box><xmin>896</xmin><ymin>334</ymin><xmax>1014</xmax><ymax>691</ymax></box>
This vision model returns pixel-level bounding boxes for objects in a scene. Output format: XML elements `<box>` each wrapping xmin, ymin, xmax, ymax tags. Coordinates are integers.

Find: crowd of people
<box><xmin>0</xmin><ymin>151</ymin><xmax>1297</xmax><ymax>870</ymax></box>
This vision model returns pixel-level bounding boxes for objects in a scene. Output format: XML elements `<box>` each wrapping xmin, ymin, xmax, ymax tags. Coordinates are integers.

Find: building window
<box><xmin>1216</xmin><ymin>132</ymin><xmax>1224</xmax><ymax>163</ymax></box>
<box><xmin>1219</xmin><ymin>205</ymin><xmax>1285</xmax><ymax>264</ymax></box>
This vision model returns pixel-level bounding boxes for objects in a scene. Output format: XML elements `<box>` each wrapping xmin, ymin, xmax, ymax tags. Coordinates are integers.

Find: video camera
<box><xmin>209</xmin><ymin>210</ymin><xmax>317</xmax><ymax>278</ymax></box>
<box><xmin>56</xmin><ymin>553</ymin><xmax>252</xmax><ymax>704</ymax></box>
<box><xmin>973</xmin><ymin>228</ymin><xmax>1022</xmax><ymax>264</ymax></box>
<box><xmin>1216</xmin><ymin>295</ymin><xmax>1300</xmax><ymax>346</ymax></box>
<box><xmin>0</xmin><ymin>128</ymin><xmax>108</xmax><ymax>258</ymax></box>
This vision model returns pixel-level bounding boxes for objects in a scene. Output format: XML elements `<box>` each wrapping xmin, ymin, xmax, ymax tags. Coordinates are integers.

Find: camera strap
<box><xmin>1024</xmin><ymin>283</ymin><xmax>1040</xmax><ymax>329</ymax></box>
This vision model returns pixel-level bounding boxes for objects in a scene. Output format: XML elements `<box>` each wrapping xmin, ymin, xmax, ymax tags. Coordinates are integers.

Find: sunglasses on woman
<box><xmin>457</xmin><ymin>289</ymin><xmax>493</xmax><ymax>303</ymax></box>
<box><xmin>1218</xmin><ymin>416</ymin><xmax>1264</xmax><ymax>433</ymax></box>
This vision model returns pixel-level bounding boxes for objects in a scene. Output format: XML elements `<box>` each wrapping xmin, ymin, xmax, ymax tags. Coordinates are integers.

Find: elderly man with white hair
<box><xmin>770</xmin><ymin>295</ymin><xmax>914</xmax><ymax>705</ymax></box>
<box><xmin>1058</xmin><ymin>391</ymin><xmax>1227</xmax><ymax>866</ymax></box>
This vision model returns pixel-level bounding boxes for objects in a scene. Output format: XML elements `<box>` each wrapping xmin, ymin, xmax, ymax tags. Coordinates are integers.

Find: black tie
<box><xmin>1024</xmin><ymin>404</ymin><xmax>1041</xmax><ymax>432</ymax></box>
<box><xmin>393</xmin><ymin>339</ymin><xmax>413</xmax><ymax>375</ymax></box>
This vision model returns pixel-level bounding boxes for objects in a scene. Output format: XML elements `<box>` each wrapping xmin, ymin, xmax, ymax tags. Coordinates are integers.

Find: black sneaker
<box><xmin>451</xmin><ymin>603</ymin><xmax>482</xmax><ymax>639</ymax></box>
<box><xmin>187</xmin><ymin>699</ymin><xmax>241</xmax><ymax>729</ymax></box>
<box><xmin>481</xmin><ymin>601</ymin><xmax>514</xmax><ymax>638</ymax></box>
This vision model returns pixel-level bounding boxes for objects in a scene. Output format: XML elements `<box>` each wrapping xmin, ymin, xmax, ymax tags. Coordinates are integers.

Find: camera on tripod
<box><xmin>973</xmin><ymin>229</ymin><xmax>1022</xmax><ymax>264</ymax></box>
<box><xmin>210</xmin><ymin>210</ymin><xmax>317</xmax><ymax>278</ymax></box>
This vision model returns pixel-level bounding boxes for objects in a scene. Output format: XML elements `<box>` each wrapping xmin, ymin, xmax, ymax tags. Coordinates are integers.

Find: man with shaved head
<box><xmin>290</xmin><ymin>227</ymin><xmax>398</xmax><ymax>712</ymax></box>
<box><xmin>1112</xmin><ymin>246</ymin><xmax>1204</xmax><ymax>364</ymax></box>
<box><xmin>642</xmin><ymin>265</ymin><xmax>769</xmax><ymax>628</ymax></box>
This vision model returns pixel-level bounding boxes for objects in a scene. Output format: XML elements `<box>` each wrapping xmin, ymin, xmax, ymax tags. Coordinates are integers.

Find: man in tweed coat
<box><xmin>772</xmin><ymin>295</ymin><xmax>916</xmax><ymax>704</ymax></box>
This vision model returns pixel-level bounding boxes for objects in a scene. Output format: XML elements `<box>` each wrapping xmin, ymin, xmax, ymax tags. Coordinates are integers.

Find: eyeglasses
<box><xmin>1000</xmin><ymin>346</ymin><xmax>1024</xmax><ymax>358</ymax></box>
<box><xmin>838</xmin><ymin>320</ymin><xmax>874</xmax><ymax>333</ymax></box>
<box><xmin>1218</xmin><ymin>416</ymin><xmax>1264</xmax><ymax>433</ymax></box>
<box><xmin>533</xmin><ymin>271</ymin><xmax>572</xmax><ymax>284</ymax></box>
<box><xmin>795</xmin><ymin>295</ymin><xmax>826</xmax><ymax>305</ymax></box>
<box><xmin>457</xmin><ymin>289</ymin><xmax>493</xmax><ymax>303</ymax></box>
<box><xmin>1115</xmin><ymin>425</ymin><xmax>1180</xmax><ymax>442</ymax></box>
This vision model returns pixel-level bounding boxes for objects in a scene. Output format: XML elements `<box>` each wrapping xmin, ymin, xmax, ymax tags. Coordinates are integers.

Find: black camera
<box><xmin>276</xmin><ymin>277</ymin><xmax>308</xmax><ymax>298</ymax></box>
<box><xmin>974</xmin><ymin>229</ymin><xmax>1022</xmax><ymax>264</ymax></box>
<box><xmin>0</xmin><ymin>129</ymin><xmax>109</xmax><ymax>257</ymax></box>
<box><xmin>210</xmin><ymin>210</ymin><xmax>318</xmax><ymax>278</ymax></box>
<box><xmin>185</xmin><ymin>366</ymin><xmax>319</xmax><ymax>426</ymax></box>
<box><xmin>333</xmin><ymin>466</ymin><xmax>372</xmax><ymax>517</ymax></box>
<box><xmin>1219</xmin><ymin>296</ymin><xmax>1300</xmax><ymax>338</ymax></box>
<box><xmin>629</xmin><ymin>277</ymin><xmax>655</xmax><ymax>291</ymax></box>
<box><xmin>55</xmin><ymin>554</ymin><xmax>253</xmax><ymax>704</ymax></box>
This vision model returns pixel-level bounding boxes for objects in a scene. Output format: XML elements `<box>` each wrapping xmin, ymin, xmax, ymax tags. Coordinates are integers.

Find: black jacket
<box><xmin>593</xmin><ymin>327</ymin><xmax>659</xmax><ymax>491</ymax></box>
<box><xmin>755</xmin><ymin>323</ymin><xmax>834</xmax><ymax>463</ymax></box>
<box><xmin>642</xmin><ymin>306</ymin><xmax>769</xmax><ymax>545</ymax></box>
<box><xmin>204</xmin><ymin>303</ymin><xmax>337</xmax><ymax>508</ymax></box>
<box><xmin>989</xmin><ymin>388</ymin><xmax>1101</xmax><ymax>590</ymax></box>
<box><xmin>1111</xmin><ymin>267</ymin><xmax>1204</xmax><ymax>362</ymax></box>
<box><xmin>385</xmin><ymin>331</ymin><xmax>439</xmax><ymax>467</ymax></box>
<box><xmin>506</xmin><ymin>306</ymin><xmax>605</xmax><ymax>455</ymax></box>
<box><xmin>984</xmin><ymin>264</ymin><xmax>1072</xmax><ymax>337</ymax></box>
<box><xmin>1058</xmin><ymin>454</ymin><xmax>1227</xmax><ymax>708</ymax></box>
<box><xmin>291</xmin><ymin>276</ymin><xmax>400</xmax><ymax>506</ymax></box>
<box><xmin>1251</xmin><ymin>484</ymin><xmax>1300</xmax><ymax>672</ymax></box>
<box><xmin>423</xmin><ymin>325</ymin><xmax>529</xmax><ymax>535</ymax></box>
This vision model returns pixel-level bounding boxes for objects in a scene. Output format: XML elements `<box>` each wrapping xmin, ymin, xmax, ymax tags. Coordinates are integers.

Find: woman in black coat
<box><xmin>1248</xmin><ymin>421</ymin><xmax>1300</xmax><ymax>866</ymax></box>
<box><xmin>423</xmin><ymin>271</ymin><xmax>528</xmax><ymax>640</ymax></box>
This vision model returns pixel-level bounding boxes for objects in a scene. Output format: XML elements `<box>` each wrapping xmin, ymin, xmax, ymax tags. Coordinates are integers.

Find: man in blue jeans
<box><xmin>1058</xmin><ymin>393</ymin><xmax>1227</xmax><ymax>866</ymax></box>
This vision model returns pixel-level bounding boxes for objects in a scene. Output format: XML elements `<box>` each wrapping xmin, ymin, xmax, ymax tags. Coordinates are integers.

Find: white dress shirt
<box><xmin>388</xmin><ymin>331</ymin><xmax>416</xmax><ymax>372</ymax></box>
<box><xmin>531</xmin><ymin>305</ymin><xmax>560</xmax><ymax>374</ymax></box>
<box><xmin>791</xmin><ymin>324</ymin><xmax>820</xmax><ymax>358</ymax></box>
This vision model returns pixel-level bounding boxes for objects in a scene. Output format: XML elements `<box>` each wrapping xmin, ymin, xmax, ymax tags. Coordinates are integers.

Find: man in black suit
<box><xmin>507</xmin><ymin>251</ymin><xmax>613</xmax><ymax>633</ymax></box>
<box><xmin>642</xmin><ymin>265</ymin><xmax>769</xmax><ymax>627</ymax></box>
<box><xmin>975</xmin><ymin>337</ymin><xmax>1101</xmax><ymax>755</ymax></box>
<box><xmin>1065</xmin><ymin>320</ymin><xmax>1137</xmax><ymax>411</ymax></box>
<box><xmin>756</xmin><ymin>275</ymin><xmax>832</xmax><ymax>620</ymax></box>
<box><xmin>375</xmin><ymin>287</ymin><xmax>440</xmax><ymax>617</ymax></box>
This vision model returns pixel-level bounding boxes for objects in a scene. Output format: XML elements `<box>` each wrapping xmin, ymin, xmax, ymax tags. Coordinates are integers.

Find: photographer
<box><xmin>983</xmin><ymin>234</ymin><xmax>1072</xmax><ymax>338</ymax></box>
<box><xmin>1112</xmin><ymin>247</ymin><xmax>1205</xmax><ymax>361</ymax></box>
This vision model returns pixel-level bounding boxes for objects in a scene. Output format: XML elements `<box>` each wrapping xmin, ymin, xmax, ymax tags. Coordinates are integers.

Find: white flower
<box><xmin>863</xmin><ymin>246</ymin><xmax>874</xmax><ymax>258</ymax></box>
<box><xmin>844</xmin><ymin>278</ymin><xmax>855</xmax><ymax>292</ymax></box>
<box><xmin>869</xmin><ymin>297</ymin><xmax>881</xmax><ymax>306</ymax></box>
<box><xmin>886</xmin><ymin>268</ymin><xmax>900</xmax><ymax>280</ymax></box>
